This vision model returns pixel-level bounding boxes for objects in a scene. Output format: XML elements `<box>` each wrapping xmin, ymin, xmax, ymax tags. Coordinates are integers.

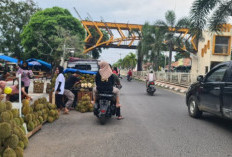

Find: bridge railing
<box><xmin>120</xmin><ymin>70</ymin><xmax>199</xmax><ymax>87</ymax></box>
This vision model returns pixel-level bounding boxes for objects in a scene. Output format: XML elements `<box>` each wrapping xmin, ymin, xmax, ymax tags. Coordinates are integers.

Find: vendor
<box><xmin>63</xmin><ymin>71</ymin><xmax>81</xmax><ymax>113</ymax></box>
<box><xmin>6</xmin><ymin>82</ymin><xmax>32</xmax><ymax>102</ymax></box>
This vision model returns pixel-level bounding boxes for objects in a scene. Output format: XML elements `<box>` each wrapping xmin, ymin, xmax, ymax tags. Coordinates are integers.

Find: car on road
<box><xmin>186</xmin><ymin>61</ymin><xmax>232</xmax><ymax>119</ymax></box>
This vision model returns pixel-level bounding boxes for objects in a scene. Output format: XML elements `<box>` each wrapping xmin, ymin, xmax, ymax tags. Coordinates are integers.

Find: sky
<box><xmin>33</xmin><ymin>0</ymin><xmax>196</xmax><ymax>64</ymax></box>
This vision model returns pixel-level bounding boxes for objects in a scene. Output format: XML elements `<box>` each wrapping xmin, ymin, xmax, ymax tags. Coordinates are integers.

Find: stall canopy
<box><xmin>28</xmin><ymin>61</ymin><xmax>41</xmax><ymax>66</ymax></box>
<box><xmin>64</xmin><ymin>68</ymin><xmax>97</xmax><ymax>75</ymax></box>
<box><xmin>0</xmin><ymin>55</ymin><xmax>18</xmax><ymax>63</ymax></box>
<box><xmin>26</xmin><ymin>58</ymin><xmax>52</xmax><ymax>69</ymax></box>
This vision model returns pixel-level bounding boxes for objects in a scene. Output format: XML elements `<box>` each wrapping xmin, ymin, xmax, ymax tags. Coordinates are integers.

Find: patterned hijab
<box><xmin>99</xmin><ymin>61</ymin><xmax>112</xmax><ymax>81</ymax></box>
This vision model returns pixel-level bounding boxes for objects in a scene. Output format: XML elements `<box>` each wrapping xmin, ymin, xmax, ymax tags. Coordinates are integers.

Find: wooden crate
<box><xmin>33</xmin><ymin>82</ymin><xmax>44</xmax><ymax>93</ymax></box>
<box><xmin>77</xmin><ymin>91</ymin><xmax>93</xmax><ymax>103</ymax></box>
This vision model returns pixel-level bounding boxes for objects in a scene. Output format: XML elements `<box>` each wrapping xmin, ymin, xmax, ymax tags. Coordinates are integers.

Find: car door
<box><xmin>221</xmin><ymin>63</ymin><xmax>232</xmax><ymax>118</ymax></box>
<box><xmin>198</xmin><ymin>64</ymin><xmax>229</xmax><ymax>114</ymax></box>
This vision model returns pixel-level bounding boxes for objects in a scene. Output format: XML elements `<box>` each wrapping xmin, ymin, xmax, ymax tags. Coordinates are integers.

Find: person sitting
<box><xmin>6</xmin><ymin>82</ymin><xmax>32</xmax><ymax>102</ymax></box>
<box><xmin>63</xmin><ymin>71</ymin><xmax>81</xmax><ymax>113</ymax></box>
<box><xmin>127</xmin><ymin>69</ymin><xmax>132</xmax><ymax>80</ymax></box>
<box><xmin>92</xmin><ymin>61</ymin><xmax>123</xmax><ymax>120</ymax></box>
<box><xmin>109</xmin><ymin>64</ymin><xmax>121</xmax><ymax>88</ymax></box>
<box><xmin>146</xmin><ymin>70</ymin><xmax>156</xmax><ymax>87</ymax></box>
<box><xmin>113</xmin><ymin>67</ymin><xmax>118</xmax><ymax>76</ymax></box>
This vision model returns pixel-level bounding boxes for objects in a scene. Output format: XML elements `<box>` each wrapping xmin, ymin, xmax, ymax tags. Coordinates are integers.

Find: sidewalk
<box><xmin>132</xmin><ymin>76</ymin><xmax>188</xmax><ymax>94</ymax></box>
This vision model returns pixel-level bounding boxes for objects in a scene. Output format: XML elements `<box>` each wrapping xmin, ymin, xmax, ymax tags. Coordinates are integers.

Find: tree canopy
<box><xmin>0</xmin><ymin>0</ymin><xmax>39</xmax><ymax>59</ymax></box>
<box><xmin>21</xmin><ymin>7</ymin><xmax>85</xmax><ymax>64</ymax></box>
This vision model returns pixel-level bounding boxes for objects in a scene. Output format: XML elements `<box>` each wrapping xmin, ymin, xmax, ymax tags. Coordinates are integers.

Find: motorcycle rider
<box><xmin>92</xmin><ymin>61</ymin><xmax>123</xmax><ymax>120</ymax></box>
<box><xmin>109</xmin><ymin>64</ymin><xmax>121</xmax><ymax>88</ymax></box>
<box><xmin>127</xmin><ymin>69</ymin><xmax>132</xmax><ymax>80</ymax></box>
<box><xmin>146</xmin><ymin>70</ymin><xmax>156</xmax><ymax>88</ymax></box>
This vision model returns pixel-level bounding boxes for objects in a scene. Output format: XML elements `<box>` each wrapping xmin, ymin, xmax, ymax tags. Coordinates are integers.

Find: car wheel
<box><xmin>188</xmin><ymin>95</ymin><xmax>202</xmax><ymax>118</ymax></box>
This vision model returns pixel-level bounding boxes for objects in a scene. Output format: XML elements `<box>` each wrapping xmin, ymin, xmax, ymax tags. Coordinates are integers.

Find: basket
<box><xmin>33</xmin><ymin>81</ymin><xmax>44</xmax><ymax>93</ymax></box>
<box><xmin>46</xmin><ymin>83</ymin><xmax>52</xmax><ymax>93</ymax></box>
<box><xmin>77</xmin><ymin>91</ymin><xmax>93</xmax><ymax>103</ymax></box>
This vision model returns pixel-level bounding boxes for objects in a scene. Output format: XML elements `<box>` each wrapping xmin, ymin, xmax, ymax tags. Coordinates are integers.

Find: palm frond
<box><xmin>190</xmin><ymin>0</ymin><xmax>220</xmax><ymax>29</ymax></box>
<box><xmin>165</xmin><ymin>10</ymin><xmax>176</xmax><ymax>27</ymax></box>
<box><xmin>176</xmin><ymin>17</ymin><xmax>191</xmax><ymax>28</ymax></box>
<box><xmin>209</xmin><ymin>0</ymin><xmax>232</xmax><ymax>32</ymax></box>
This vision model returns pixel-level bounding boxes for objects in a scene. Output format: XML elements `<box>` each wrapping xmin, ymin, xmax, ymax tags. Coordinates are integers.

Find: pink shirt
<box><xmin>0</xmin><ymin>81</ymin><xmax>6</xmax><ymax>90</ymax></box>
<box><xmin>11</xmin><ymin>85</ymin><xmax>19</xmax><ymax>94</ymax></box>
<box><xmin>17</xmin><ymin>67</ymin><xmax>33</xmax><ymax>87</ymax></box>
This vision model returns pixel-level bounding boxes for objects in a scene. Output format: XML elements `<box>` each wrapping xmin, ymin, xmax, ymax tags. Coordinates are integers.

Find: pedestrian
<box><xmin>63</xmin><ymin>71</ymin><xmax>81</xmax><ymax>114</ymax></box>
<box><xmin>54</xmin><ymin>66</ymin><xmax>65</xmax><ymax>113</ymax></box>
<box><xmin>17</xmin><ymin>61</ymin><xmax>33</xmax><ymax>94</ymax></box>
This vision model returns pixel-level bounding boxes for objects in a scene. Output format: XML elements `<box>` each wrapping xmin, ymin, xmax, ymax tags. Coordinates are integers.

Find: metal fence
<box><xmin>121</xmin><ymin>70</ymin><xmax>198</xmax><ymax>87</ymax></box>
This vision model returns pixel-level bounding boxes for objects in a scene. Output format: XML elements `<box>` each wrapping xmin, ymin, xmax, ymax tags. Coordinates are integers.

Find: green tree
<box><xmin>190</xmin><ymin>0</ymin><xmax>232</xmax><ymax>32</ymax></box>
<box><xmin>122</xmin><ymin>53</ymin><xmax>137</xmax><ymax>69</ymax></box>
<box><xmin>174</xmin><ymin>52</ymin><xmax>190</xmax><ymax>61</ymax></box>
<box><xmin>0</xmin><ymin>0</ymin><xmax>39</xmax><ymax>59</ymax></box>
<box><xmin>21</xmin><ymin>7</ymin><xmax>85</xmax><ymax>65</ymax></box>
<box><xmin>155</xmin><ymin>10</ymin><xmax>191</xmax><ymax>72</ymax></box>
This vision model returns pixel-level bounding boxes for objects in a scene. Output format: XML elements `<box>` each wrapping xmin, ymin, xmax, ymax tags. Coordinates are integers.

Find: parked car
<box><xmin>186</xmin><ymin>61</ymin><xmax>232</xmax><ymax>119</ymax></box>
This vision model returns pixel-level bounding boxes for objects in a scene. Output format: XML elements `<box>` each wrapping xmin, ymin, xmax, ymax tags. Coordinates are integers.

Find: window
<box><xmin>206</xmin><ymin>66</ymin><xmax>228</xmax><ymax>82</ymax></box>
<box><xmin>213</xmin><ymin>36</ymin><xmax>231</xmax><ymax>55</ymax></box>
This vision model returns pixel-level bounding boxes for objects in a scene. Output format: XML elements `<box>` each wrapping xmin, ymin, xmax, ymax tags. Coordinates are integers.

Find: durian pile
<box><xmin>0</xmin><ymin>101</ymin><xmax>28</xmax><ymax>157</ymax></box>
<box><xmin>77</xmin><ymin>74</ymin><xmax>95</xmax><ymax>92</ymax></box>
<box><xmin>22</xmin><ymin>97</ymin><xmax>59</xmax><ymax>132</ymax></box>
<box><xmin>50</xmin><ymin>74</ymin><xmax>58</xmax><ymax>90</ymax></box>
<box><xmin>75</xmin><ymin>94</ymin><xmax>94</xmax><ymax>113</ymax></box>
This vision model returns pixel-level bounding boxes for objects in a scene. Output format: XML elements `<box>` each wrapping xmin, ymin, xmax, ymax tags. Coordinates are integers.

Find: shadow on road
<box><xmin>200</xmin><ymin>114</ymin><xmax>232</xmax><ymax>132</ymax></box>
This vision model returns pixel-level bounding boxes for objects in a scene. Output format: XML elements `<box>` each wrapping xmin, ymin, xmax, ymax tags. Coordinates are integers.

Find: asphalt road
<box><xmin>24</xmin><ymin>78</ymin><xmax>232</xmax><ymax>157</ymax></box>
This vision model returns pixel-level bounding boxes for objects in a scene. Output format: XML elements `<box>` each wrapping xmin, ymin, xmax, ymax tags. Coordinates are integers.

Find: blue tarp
<box><xmin>26</xmin><ymin>58</ymin><xmax>52</xmax><ymax>69</ymax></box>
<box><xmin>64</xmin><ymin>68</ymin><xmax>97</xmax><ymax>75</ymax></box>
<box><xmin>0</xmin><ymin>55</ymin><xmax>18</xmax><ymax>63</ymax></box>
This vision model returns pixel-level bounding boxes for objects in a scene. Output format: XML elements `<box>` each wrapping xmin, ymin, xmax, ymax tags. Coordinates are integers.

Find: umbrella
<box><xmin>28</xmin><ymin>61</ymin><xmax>41</xmax><ymax>66</ymax></box>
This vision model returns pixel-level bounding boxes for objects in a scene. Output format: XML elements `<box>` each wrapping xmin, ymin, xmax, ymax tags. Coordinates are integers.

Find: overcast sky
<box><xmin>33</xmin><ymin>0</ymin><xmax>196</xmax><ymax>64</ymax></box>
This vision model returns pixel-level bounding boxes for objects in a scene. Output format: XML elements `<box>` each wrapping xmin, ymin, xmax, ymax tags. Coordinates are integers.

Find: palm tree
<box><xmin>122</xmin><ymin>53</ymin><xmax>137</xmax><ymax>69</ymax></box>
<box><xmin>190</xmin><ymin>0</ymin><xmax>232</xmax><ymax>32</ymax></box>
<box><xmin>155</xmin><ymin>10</ymin><xmax>191</xmax><ymax>72</ymax></box>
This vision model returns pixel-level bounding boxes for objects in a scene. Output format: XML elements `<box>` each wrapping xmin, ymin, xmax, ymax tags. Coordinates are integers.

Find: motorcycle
<box><xmin>127</xmin><ymin>75</ymin><xmax>132</xmax><ymax>81</ymax></box>
<box><xmin>147</xmin><ymin>81</ymin><xmax>156</xmax><ymax>95</ymax></box>
<box><xmin>94</xmin><ymin>92</ymin><xmax>117</xmax><ymax>125</ymax></box>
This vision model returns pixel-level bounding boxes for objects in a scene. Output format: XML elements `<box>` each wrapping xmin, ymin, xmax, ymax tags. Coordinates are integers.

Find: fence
<box><xmin>121</xmin><ymin>70</ymin><xmax>198</xmax><ymax>87</ymax></box>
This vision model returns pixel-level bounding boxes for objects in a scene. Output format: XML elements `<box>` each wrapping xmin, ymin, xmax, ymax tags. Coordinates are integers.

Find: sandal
<box><xmin>117</xmin><ymin>116</ymin><xmax>124</xmax><ymax>120</ymax></box>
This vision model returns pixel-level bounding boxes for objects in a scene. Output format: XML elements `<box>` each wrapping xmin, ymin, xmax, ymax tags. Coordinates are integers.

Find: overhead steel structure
<box><xmin>81</xmin><ymin>20</ymin><xmax>198</xmax><ymax>54</ymax></box>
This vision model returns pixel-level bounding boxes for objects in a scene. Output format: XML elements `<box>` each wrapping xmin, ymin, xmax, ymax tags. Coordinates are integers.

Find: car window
<box><xmin>205</xmin><ymin>66</ymin><xmax>228</xmax><ymax>82</ymax></box>
<box><xmin>224</xmin><ymin>65</ymin><xmax>232</xmax><ymax>82</ymax></box>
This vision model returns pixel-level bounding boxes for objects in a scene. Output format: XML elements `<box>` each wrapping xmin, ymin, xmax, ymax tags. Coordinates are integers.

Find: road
<box><xmin>24</xmin><ymin>78</ymin><xmax>232</xmax><ymax>157</ymax></box>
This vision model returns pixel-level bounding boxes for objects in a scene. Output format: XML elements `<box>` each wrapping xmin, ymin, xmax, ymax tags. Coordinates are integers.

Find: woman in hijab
<box><xmin>17</xmin><ymin>61</ymin><xmax>33</xmax><ymax>93</ymax></box>
<box><xmin>54</xmin><ymin>66</ymin><xmax>66</xmax><ymax>113</ymax></box>
<box><xmin>93</xmin><ymin>61</ymin><xmax>123</xmax><ymax>120</ymax></box>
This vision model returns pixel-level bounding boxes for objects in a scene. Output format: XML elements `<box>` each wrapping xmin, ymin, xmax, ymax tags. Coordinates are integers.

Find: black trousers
<box><xmin>55</xmin><ymin>94</ymin><xmax>64</xmax><ymax>109</ymax></box>
<box><xmin>25</xmin><ymin>87</ymin><xmax>29</xmax><ymax>94</ymax></box>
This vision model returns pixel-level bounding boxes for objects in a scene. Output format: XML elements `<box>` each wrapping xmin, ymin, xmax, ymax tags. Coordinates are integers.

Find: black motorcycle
<box><xmin>94</xmin><ymin>92</ymin><xmax>117</xmax><ymax>125</ymax></box>
<box><xmin>147</xmin><ymin>81</ymin><xmax>156</xmax><ymax>96</ymax></box>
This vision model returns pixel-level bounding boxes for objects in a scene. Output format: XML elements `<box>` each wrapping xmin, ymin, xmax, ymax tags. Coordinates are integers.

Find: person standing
<box><xmin>17</xmin><ymin>61</ymin><xmax>33</xmax><ymax>93</ymax></box>
<box><xmin>55</xmin><ymin>66</ymin><xmax>65</xmax><ymax>112</ymax></box>
<box><xmin>63</xmin><ymin>71</ymin><xmax>81</xmax><ymax>114</ymax></box>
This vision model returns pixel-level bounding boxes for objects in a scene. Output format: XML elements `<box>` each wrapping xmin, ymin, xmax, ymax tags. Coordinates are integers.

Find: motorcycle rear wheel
<box><xmin>99</xmin><ymin>116</ymin><xmax>106</xmax><ymax>125</ymax></box>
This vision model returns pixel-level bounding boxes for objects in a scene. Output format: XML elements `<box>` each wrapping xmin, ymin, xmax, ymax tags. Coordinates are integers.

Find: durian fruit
<box><xmin>35</xmin><ymin>104</ymin><xmax>43</xmax><ymax>111</ymax></box>
<box><xmin>3</xmin><ymin>147</ymin><xmax>16</xmax><ymax>157</ymax></box>
<box><xmin>11</xmin><ymin>109</ymin><xmax>19</xmax><ymax>118</ymax></box>
<box><xmin>19</xmin><ymin>118</ymin><xmax>24</xmax><ymax>125</ymax></box>
<box><xmin>13</xmin><ymin>118</ymin><xmax>21</xmax><ymax>126</ymax></box>
<box><xmin>48</xmin><ymin>103</ymin><xmax>56</xmax><ymax>110</ymax></box>
<box><xmin>38</xmin><ymin>116</ymin><xmax>43</xmax><ymax>124</ymax></box>
<box><xmin>21</xmin><ymin>136</ymin><xmax>28</xmax><ymax>148</ymax></box>
<box><xmin>17</xmin><ymin>141</ymin><xmax>24</xmax><ymax>149</ymax></box>
<box><xmin>4</xmin><ymin>134</ymin><xmax>19</xmax><ymax>149</ymax></box>
<box><xmin>14</xmin><ymin>147</ymin><xmax>23</xmax><ymax>157</ymax></box>
<box><xmin>22</xmin><ymin>105</ymin><xmax>30</xmax><ymax>116</ymax></box>
<box><xmin>27</xmin><ymin>121</ymin><xmax>34</xmax><ymax>132</ymax></box>
<box><xmin>9</xmin><ymin>120</ymin><xmax>17</xmax><ymax>127</ymax></box>
<box><xmin>24</xmin><ymin>114</ymin><xmax>32</xmax><ymax>123</ymax></box>
<box><xmin>37</xmin><ymin>111</ymin><xmax>42</xmax><ymax>116</ymax></box>
<box><xmin>0</xmin><ymin>102</ymin><xmax>6</xmax><ymax>113</ymax></box>
<box><xmin>13</xmin><ymin>126</ymin><xmax>25</xmax><ymax>140</ymax></box>
<box><xmin>49</xmin><ymin>110</ymin><xmax>55</xmax><ymax>116</ymax></box>
<box><xmin>47</xmin><ymin>116</ymin><xmax>54</xmax><ymax>123</ymax></box>
<box><xmin>6</xmin><ymin>111</ymin><xmax>13</xmax><ymax>120</ymax></box>
<box><xmin>19</xmin><ymin>126</ymin><xmax>26</xmax><ymax>135</ymax></box>
<box><xmin>0</xmin><ymin>111</ymin><xmax>11</xmax><ymax>122</ymax></box>
<box><xmin>42</xmin><ymin>114</ymin><xmax>48</xmax><ymax>122</ymax></box>
<box><xmin>22</xmin><ymin>99</ymin><xmax>30</xmax><ymax>107</ymax></box>
<box><xmin>5</xmin><ymin>101</ymin><xmax>12</xmax><ymax>111</ymax></box>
